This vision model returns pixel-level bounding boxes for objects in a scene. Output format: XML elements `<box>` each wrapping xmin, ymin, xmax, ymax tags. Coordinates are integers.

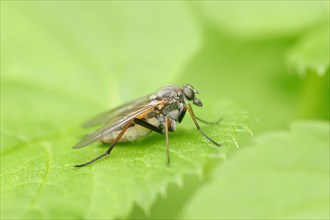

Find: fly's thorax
<box><xmin>154</xmin><ymin>85</ymin><xmax>183</xmax><ymax>99</ymax></box>
<box><xmin>161</xmin><ymin>101</ymin><xmax>184</xmax><ymax>119</ymax></box>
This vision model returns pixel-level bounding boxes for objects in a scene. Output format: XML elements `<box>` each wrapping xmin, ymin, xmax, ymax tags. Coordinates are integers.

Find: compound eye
<box><xmin>184</xmin><ymin>87</ymin><xmax>195</xmax><ymax>100</ymax></box>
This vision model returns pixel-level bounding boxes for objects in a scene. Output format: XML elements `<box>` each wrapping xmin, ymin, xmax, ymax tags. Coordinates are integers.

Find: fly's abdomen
<box><xmin>100</xmin><ymin>117</ymin><xmax>160</xmax><ymax>143</ymax></box>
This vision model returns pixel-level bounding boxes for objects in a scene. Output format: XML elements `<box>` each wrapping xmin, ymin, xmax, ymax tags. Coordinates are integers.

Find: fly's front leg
<box><xmin>195</xmin><ymin>116</ymin><xmax>223</xmax><ymax>125</ymax></box>
<box><xmin>187</xmin><ymin>105</ymin><xmax>221</xmax><ymax>147</ymax></box>
<box><xmin>188</xmin><ymin>105</ymin><xmax>223</xmax><ymax>125</ymax></box>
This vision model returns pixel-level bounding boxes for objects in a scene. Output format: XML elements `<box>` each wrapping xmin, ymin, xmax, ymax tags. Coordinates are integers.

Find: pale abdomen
<box><xmin>100</xmin><ymin>117</ymin><xmax>160</xmax><ymax>143</ymax></box>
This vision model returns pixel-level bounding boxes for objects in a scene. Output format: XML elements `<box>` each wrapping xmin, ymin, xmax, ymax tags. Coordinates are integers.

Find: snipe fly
<box><xmin>73</xmin><ymin>84</ymin><xmax>221</xmax><ymax>167</ymax></box>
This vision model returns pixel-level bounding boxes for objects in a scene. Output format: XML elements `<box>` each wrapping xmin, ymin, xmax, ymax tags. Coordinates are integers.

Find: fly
<box><xmin>73</xmin><ymin>84</ymin><xmax>222</xmax><ymax>168</ymax></box>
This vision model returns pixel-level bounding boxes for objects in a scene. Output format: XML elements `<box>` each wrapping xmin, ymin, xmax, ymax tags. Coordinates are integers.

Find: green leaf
<box><xmin>181</xmin><ymin>121</ymin><xmax>330</xmax><ymax>219</ymax></box>
<box><xmin>1</xmin><ymin>100</ymin><xmax>249</xmax><ymax>219</ymax></box>
<box><xmin>1</xmin><ymin>2</ymin><xmax>250</xmax><ymax>219</ymax></box>
<box><xmin>195</xmin><ymin>1</ymin><xmax>328</xmax><ymax>38</ymax></box>
<box><xmin>286</xmin><ymin>25</ymin><xmax>330</xmax><ymax>76</ymax></box>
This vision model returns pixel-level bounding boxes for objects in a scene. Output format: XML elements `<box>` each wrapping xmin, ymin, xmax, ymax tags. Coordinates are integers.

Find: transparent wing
<box><xmin>73</xmin><ymin>100</ymin><xmax>162</xmax><ymax>149</ymax></box>
<box><xmin>83</xmin><ymin>94</ymin><xmax>152</xmax><ymax>128</ymax></box>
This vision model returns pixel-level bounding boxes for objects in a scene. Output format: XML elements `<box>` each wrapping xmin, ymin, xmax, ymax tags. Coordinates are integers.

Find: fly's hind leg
<box><xmin>133</xmin><ymin>118</ymin><xmax>163</xmax><ymax>134</ymax></box>
<box><xmin>74</xmin><ymin>120</ymin><xmax>134</xmax><ymax>168</ymax></box>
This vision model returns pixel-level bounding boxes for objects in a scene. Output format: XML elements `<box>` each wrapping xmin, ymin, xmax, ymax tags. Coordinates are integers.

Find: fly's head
<box><xmin>183</xmin><ymin>84</ymin><xmax>202</xmax><ymax>107</ymax></box>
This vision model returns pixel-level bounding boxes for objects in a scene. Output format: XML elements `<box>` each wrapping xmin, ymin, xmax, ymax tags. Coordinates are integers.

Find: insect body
<box><xmin>73</xmin><ymin>84</ymin><xmax>221</xmax><ymax>167</ymax></box>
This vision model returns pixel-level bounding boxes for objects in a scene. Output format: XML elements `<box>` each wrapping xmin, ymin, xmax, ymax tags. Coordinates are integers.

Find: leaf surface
<box><xmin>196</xmin><ymin>1</ymin><xmax>328</xmax><ymax>38</ymax></box>
<box><xmin>181</xmin><ymin>121</ymin><xmax>330</xmax><ymax>219</ymax></box>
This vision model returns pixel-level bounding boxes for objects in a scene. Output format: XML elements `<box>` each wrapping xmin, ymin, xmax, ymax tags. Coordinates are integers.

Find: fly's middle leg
<box><xmin>165</xmin><ymin>116</ymin><xmax>170</xmax><ymax>165</ymax></box>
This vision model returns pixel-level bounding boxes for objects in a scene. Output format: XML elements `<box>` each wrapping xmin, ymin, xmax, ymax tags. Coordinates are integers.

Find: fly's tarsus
<box><xmin>197</xmin><ymin>129</ymin><xmax>221</xmax><ymax>147</ymax></box>
<box><xmin>74</xmin><ymin>152</ymin><xmax>109</xmax><ymax>168</ymax></box>
<box><xmin>74</xmin><ymin>120</ymin><xmax>133</xmax><ymax>168</ymax></box>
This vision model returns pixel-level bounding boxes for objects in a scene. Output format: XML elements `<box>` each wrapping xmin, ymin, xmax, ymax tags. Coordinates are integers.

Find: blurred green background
<box><xmin>1</xmin><ymin>1</ymin><xmax>329</xmax><ymax>219</ymax></box>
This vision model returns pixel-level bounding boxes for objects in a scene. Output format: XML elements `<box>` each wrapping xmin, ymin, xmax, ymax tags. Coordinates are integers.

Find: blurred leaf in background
<box><xmin>181</xmin><ymin>121</ymin><xmax>329</xmax><ymax>219</ymax></box>
<box><xmin>1</xmin><ymin>1</ymin><xmax>329</xmax><ymax>220</ymax></box>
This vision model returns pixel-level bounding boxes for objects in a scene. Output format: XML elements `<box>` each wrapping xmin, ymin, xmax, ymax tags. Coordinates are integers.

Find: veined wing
<box><xmin>83</xmin><ymin>94</ymin><xmax>152</xmax><ymax>128</ymax></box>
<box><xmin>73</xmin><ymin>100</ymin><xmax>162</xmax><ymax>149</ymax></box>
